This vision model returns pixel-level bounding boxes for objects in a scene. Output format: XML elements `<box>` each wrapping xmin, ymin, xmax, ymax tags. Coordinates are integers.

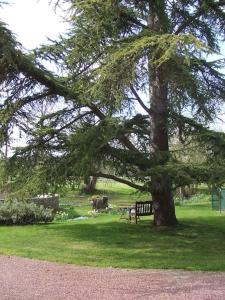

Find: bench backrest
<box><xmin>135</xmin><ymin>201</ymin><xmax>153</xmax><ymax>216</ymax></box>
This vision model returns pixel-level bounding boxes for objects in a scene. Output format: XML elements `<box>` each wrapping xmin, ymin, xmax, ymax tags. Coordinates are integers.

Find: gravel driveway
<box><xmin>0</xmin><ymin>255</ymin><xmax>224</xmax><ymax>300</ymax></box>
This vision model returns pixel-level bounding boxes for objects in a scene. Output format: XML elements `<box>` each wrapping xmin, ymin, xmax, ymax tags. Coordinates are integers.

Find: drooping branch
<box><xmin>87</xmin><ymin>104</ymin><xmax>139</xmax><ymax>152</ymax></box>
<box><xmin>104</xmin><ymin>144</ymin><xmax>144</xmax><ymax>166</ymax></box>
<box><xmin>44</xmin><ymin>111</ymin><xmax>92</xmax><ymax>143</ymax></box>
<box><xmin>175</xmin><ymin>0</ymin><xmax>225</xmax><ymax>35</ymax></box>
<box><xmin>174</xmin><ymin>10</ymin><xmax>204</xmax><ymax>35</ymax></box>
<box><xmin>2</xmin><ymin>91</ymin><xmax>51</xmax><ymax>115</ymax></box>
<box><xmin>8</xmin><ymin>49</ymin><xmax>139</xmax><ymax>152</ymax></box>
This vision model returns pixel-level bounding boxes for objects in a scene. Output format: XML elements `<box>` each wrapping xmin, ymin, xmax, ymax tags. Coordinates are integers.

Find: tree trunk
<box><xmin>150</xmin><ymin>67</ymin><xmax>178</xmax><ymax>226</ymax></box>
<box><xmin>83</xmin><ymin>176</ymin><xmax>98</xmax><ymax>194</ymax></box>
<box><xmin>152</xmin><ymin>189</ymin><xmax>177</xmax><ymax>226</ymax></box>
<box><xmin>147</xmin><ymin>5</ymin><xmax>177</xmax><ymax>226</ymax></box>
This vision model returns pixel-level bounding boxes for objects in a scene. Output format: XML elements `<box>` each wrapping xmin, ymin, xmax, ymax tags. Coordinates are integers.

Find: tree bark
<box><xmin>147</xmin><ymin>3</ymin><xmax>177</xmax><ymax>226</ymax></box>
<box><xmin>83</xmin><ymin>176</ymin><xmax>98</xmax><ymax>194</ymax></box>
<box><xmin>150</xmin><ymin>67</ymin><xmax>178</xmax><ymax>226</ymax></box>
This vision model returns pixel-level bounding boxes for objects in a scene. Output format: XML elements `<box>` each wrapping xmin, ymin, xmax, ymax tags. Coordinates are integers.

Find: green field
<box><xmin>0</xmin><ymin>183</ymin><xmax>224</xmax><ymax>271</ymax></box>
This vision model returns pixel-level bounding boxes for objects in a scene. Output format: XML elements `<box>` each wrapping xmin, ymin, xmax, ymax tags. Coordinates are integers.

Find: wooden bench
<box><xmin>129</xmin><ymin>201</ymin><xmax>153</xmax><ymax>224</ymax></box>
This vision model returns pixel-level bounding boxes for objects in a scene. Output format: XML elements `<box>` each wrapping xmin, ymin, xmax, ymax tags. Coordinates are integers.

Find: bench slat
<box><xmin>135</xmin><ymin>201</ymin><xmax>153</xmax><ymax>224</ymax></box>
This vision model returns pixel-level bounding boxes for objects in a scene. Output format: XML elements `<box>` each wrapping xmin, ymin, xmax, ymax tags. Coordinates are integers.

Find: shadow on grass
<box><xmin>2</xmin><ymin>209</ymin><xmax>225</xmax><ymax>270</ymax></box>
<box><xmin>51</xmin><ymin>215</ymin><xmax>225</xmax><ymax>243</ymax></box>
<box><xmin>44</xmin><ymin>214</ymin><xmax>225</xmax><ymax>269</ymax></box>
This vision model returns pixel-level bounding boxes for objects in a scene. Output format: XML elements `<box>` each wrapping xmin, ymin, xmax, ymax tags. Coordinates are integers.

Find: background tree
<box><xmin>1</xmin><ymin>1</ymin><xmax>225</xmax><ymax>226</ymax></box>
<box><xmin>82</xmin><ymin>176</ymin><xmax>98</xmax><ymax>194</ymax></box>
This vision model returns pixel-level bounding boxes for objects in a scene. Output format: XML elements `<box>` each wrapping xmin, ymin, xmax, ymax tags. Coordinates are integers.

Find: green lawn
<box><xmin>0</xmin><ymin>193</ymin><xmax>225</xmax><ymax>271</ymax></box>
<box><xmin>60</xmin><ymin>181</ymin><xmax>149</xmax><ymax>209</ymax></box>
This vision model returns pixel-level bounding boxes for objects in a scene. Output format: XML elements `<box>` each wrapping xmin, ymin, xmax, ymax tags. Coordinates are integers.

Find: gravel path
<box><xmin>0</xmin><ymin>255</ymin><xmax>225</xmax><ymax>300</ymax></box>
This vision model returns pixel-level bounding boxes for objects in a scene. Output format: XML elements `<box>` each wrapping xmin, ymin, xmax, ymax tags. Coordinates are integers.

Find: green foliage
<box><xmin>54</xmin><ymin>211</ymin><xmax>69</xmax><ymax>221</ymax></box>
<box><xmin>0</xmin><ymin>0</ymin><xmax>225</xmax><ymax>211</ymax></box>
<box><xmin>0</xmin><ymin>201</ymin><xmax>54</xmax><ymax>225</ymax></box>
<box><xmin>55</xmin><ymin>205</ymin><xmax>81</xmax><ymax>221</ymax></box>
<box><xmin>0</xmin><ymin>20</ymin><xmax>18</xmax><ymax>79</ymax></box>
<box><xmin>95</xmin><ymin>33</ymin><xmax>209</xmax><ymax>101</ymax></box>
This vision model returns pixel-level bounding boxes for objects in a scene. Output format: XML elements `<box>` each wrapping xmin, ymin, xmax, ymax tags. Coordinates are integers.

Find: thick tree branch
<box><xmin>94</xmin><ymin>172</ymin><xmax>145</xmax><ymax>191</ymax></box>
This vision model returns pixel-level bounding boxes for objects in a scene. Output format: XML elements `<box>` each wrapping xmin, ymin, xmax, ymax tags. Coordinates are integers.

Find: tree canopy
<box><xmin>0</xmin><ymin>0</ymin><xmax>225</xmax><ymax>225</ymax></box>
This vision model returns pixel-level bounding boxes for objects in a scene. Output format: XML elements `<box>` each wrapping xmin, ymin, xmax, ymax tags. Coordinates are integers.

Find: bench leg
<box><xmin>128</xmin><ymin>212</ymin><xmax>131</xmax><ymax>223</ymax></box>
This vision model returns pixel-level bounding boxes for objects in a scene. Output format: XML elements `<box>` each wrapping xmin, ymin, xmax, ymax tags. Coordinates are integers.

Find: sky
<box><xmin>0</xmin><ymin>0</ymin><xmax>69</xmax><ymax>150</ymax></box>
<box><xmin>0</xmin><ymin>0</ymin><xmax>225</xmax><ymax>138</ymax></box>
<box><xmin>0</xmin><ymin>0</ymin><xmax>68</xmax><ymax>49</ymax></box>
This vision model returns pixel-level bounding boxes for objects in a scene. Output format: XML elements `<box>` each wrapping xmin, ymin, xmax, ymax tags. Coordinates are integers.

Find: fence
<box><xmin>212</xmin><ymin>188</ymin><xmax>225</xmax><ymax>212</ymax></box>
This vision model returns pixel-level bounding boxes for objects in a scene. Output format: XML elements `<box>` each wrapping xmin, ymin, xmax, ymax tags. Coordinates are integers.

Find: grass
<box><xmin>0</xmin><ymin>183</ymin><xmax>225</xmax><ymax>271</ymax></box>
<box><xmin>60</xmin><ymin>181</ymin><xmax>149</xmax><ymax>213</ymax></box>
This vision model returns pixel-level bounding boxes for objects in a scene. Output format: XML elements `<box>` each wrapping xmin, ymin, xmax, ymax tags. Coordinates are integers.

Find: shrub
<box><xmin>0</xmin><ymin>201</ymin><xmax>54</xmax><ymax>225</ymax></box>
<box><xmin>55</xmin><ymin>206</ymin><xmax>83</xmax><ymax>221</ymax></box>
<box><xmin>54</xmin><ymin>211</ymin><xmax>69</xmax><ymax>221</ymax></box>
